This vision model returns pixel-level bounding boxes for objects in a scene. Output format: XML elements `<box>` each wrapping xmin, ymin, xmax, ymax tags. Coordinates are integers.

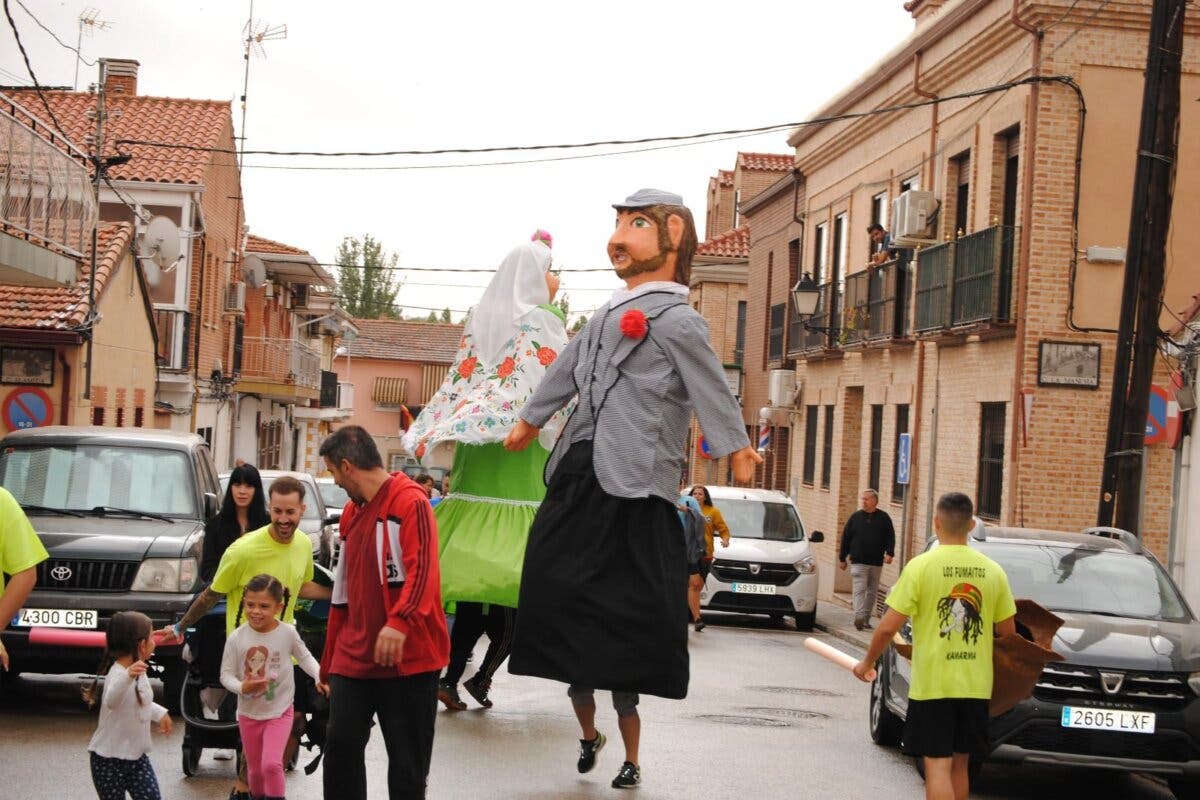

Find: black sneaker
<box><xmin>463</xmin><ymin>675</ymin><xmax>493</xmax><ymax>709</ymax></box>
<box><xmin>612</xmin><ymin>761</ymin><xmax>640</xmax><ymax>789</ymax></box>
<box><xmin>694</xmin><ymin>619</ymin><xmax>706</xmax><ymax>632</ymax></box>
<box><xmin>437</xmin><ymin>681</ymin><xmax>466</xmax><ymax>711</ymax></box>
<box><xmin>576</xmin><ymin>731</ymin><xmax>606</xmax><ymax>773</ymax></box>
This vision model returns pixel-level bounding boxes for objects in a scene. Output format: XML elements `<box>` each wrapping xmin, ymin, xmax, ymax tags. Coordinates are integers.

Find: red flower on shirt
<box><xmin>620</xmin><ymin>309</ymin><xmax>648</xmax><ymax>339</ymax></box>
<box><xmin>458</xmin><ymin>356</ymin><xmax>478</xmax><ymax>379</ymax></box>
<box><xmin>497</xmin><ymin>357</ymin><xmax>516</xmax><ymax>378</ymax></box>
<box><xmin>536</xmin><ymin>346</ymin><xmax>557</xmax><ymax>365</ymax></box>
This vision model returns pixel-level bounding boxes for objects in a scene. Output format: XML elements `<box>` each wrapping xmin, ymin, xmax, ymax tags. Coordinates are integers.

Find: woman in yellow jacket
<box><xmin>689</xmin><ymin>485</ymin><xmax>730</xmax><ymax>631</ymax></box>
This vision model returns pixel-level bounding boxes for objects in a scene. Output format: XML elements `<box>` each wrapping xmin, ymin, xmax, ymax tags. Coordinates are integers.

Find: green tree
<box><xmin>570</xmin><ymin>314</ymin><xmax>588</xmax><ymax>334</ymax></box>
<box><xmin>440</xmin><ymin>307</ymin><xmax>452</xmax><ymax>323</ymax></box>
<box><xmin>335</xmin><ymin>235</ymin><xmax>403</xmax><ymax>319</ymax></box>
<box><xmin>555</xmin><ymin>292</ymin><xmax>570</xmax><ymax>317</ymax></box>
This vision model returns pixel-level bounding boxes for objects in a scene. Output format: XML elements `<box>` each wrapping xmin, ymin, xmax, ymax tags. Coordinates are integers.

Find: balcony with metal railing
<box><xmin>914</xmin><ymin>225</ymin><xmax>1017</xmax><ymax>335</ymax></box>
<box><xmin>1</xmin><ymin>92</ymin><xmax>97</xmax><ymax>286</ymax></box>
<box><xmin>235</xmin><ymin>337</ymin><xmax>322</xmax><ymax>401</ymax></box>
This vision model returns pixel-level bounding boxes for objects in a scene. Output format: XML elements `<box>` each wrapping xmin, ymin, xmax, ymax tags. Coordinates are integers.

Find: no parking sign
<box><xmin>1145</xmin><ymin>385</ymin><xmax>1180</xmax><ymax>447</ymax></box>
<box><xmin>2</xmin><ymin>387</ymin><xmax>54</xmax><ymax>431</ymax></box>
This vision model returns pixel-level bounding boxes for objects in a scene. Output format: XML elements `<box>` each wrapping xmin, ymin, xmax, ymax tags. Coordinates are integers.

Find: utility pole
<box><xmin>1097</xmin><ymin>0</ymin><xmax>1185</xmax><ymax>532</ymax></box>
<box><xmin>83</xmin><ymin>60</ymin><xmax>107</xmax><ymax>401</ymax></box>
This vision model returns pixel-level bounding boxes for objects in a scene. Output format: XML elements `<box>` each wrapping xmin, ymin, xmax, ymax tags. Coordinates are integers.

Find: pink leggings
<box><xmin>239</xmin><ymin>707</ymin><xmax>293</xmax><ymax>798</ymax></box>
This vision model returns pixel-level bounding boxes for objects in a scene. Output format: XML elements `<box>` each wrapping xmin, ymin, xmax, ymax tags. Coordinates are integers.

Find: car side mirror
<box><xmin>809</xmin><ymin>530</ymin><xmax>825</xmax><ymax>543</ymax></box>
<box><xmin>203</xmin><ymin>492</ymin><xmax>219</xmax><ymax>521</ymax></box>
<box><xmin>324</xmin><ymin>512</ymin><xmax>341</xmax><ymax>526</ymax></box>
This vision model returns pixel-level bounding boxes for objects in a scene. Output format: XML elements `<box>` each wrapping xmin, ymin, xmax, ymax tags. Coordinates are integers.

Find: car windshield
<box><xmin>221</xmin><ymin>475</ymin><xmax>323</xmax><ymax>526</ymax></box>
<box><xmin>0</xmin><ymin>444</ymin><xmax>197</xmax><ymax>517</ymax></box>
<box><xmin>318</xmin><ymin>482</ymin><xmax>350</xmax><ymax>511</ymax></box>
<box><xmin>982</xmin><ymin>542</ymin><xmax>1191</xmax><ymax>622</ymax></box>
<box><xmin>710</xmin><ymin>498</ymin><xmax>805</xmax><ymax>541</ymax></box>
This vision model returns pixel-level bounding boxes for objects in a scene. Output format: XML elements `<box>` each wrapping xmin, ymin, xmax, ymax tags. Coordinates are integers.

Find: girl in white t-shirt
<box><xmin>84</xmin><ymin>611</ymin><xmax>172</xmax><ymax>800</ymax></box>
<box><xmin>220</xmin><ymin>574</ymin><xmax>327</xmax><ymax>800</ymax></box>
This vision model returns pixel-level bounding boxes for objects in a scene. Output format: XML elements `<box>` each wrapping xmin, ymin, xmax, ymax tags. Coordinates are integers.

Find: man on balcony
<box><xmin>867</xmin><ymin>223</ymin><xmax>898</xmax><ymax>266</ymax></box>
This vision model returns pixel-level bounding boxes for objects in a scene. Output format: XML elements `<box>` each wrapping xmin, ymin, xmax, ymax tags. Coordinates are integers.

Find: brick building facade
<box><xmin>756</xmin><ymin>0</ymin><xmax>1200</xmax><ymax>603</ymax></box>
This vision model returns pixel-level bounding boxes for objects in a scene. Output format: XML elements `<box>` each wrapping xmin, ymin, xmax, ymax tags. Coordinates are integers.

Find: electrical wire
<box><xmin>13</xmin><ymin>0</ymin><xmax>96</xmax><ymax>66</ymax></box>
<box><xmin>321</xmin><ymin>262</ymin><xmax>612</xmax><ymax>273</ymax></box>
<box><xmin>2</xmin><ymin>0</ymin><xmax>68</xmax><ymax>139</ymax></box>
<box><xmin>112</xmin><ymin>76</ymin><xmax>1077</xmax><ymax>161</ymax></box>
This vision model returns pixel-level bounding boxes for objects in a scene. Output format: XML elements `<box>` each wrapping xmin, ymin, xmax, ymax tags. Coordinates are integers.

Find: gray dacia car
<box><xmin>0</xmin><ymin>426</ymin><xmax>221</xmax><ymax>708</ymax></box>
<box><xmin>868</xmin><ymin>524</ymin><xmax>1200</xmax><ymax>798</ymax></box>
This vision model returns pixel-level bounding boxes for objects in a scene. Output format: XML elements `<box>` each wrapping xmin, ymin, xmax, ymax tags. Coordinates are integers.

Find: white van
<box><xmin>695</xmin><ymin>486</ymin><xmax>824</xmax><ymax>630</ymax></box>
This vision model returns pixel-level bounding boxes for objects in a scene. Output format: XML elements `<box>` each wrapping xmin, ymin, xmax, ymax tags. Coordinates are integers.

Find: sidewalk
<box><xmin>814</xmin><ymin>597</ymin><xmax>875</xmax><ymax>653</ymax></box>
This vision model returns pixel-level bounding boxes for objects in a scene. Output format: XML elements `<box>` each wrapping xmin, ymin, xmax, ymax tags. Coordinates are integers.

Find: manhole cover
<box><xmin>742</xmin><ymin>706</ymin><xmax>829</xmax><ymax>720</ymax></box>
<box><xmin>747</xmin><ymin>685</ymin><xmax>843</xmax><ymax>698</ymax></box>
<box><xmin>695</xmin><ymin>714</ymin><xmax>791</xmax><ymax>727</ymax></box>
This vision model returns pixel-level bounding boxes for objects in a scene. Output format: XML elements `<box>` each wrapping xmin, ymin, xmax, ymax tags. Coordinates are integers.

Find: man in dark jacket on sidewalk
<box><xmin>838</xmin><ymin>489</ymin><xmax>895</xmax><ymax>631</ymax></box>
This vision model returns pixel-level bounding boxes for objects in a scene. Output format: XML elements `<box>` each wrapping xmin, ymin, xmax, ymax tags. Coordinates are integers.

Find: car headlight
<box><xmin>1190</xmin><ymin>671</ymin><xmax>1200</xmax><ymax>696</ymax></box>
<box><xmin>795</xmin><ymin>555</ymin><xmax>817</xmax><ymax>574</ymax></box>
<box><xmin>130</xmin><ymin>558</ymin><xmax>198</xmax><ymax>593</ymax></box>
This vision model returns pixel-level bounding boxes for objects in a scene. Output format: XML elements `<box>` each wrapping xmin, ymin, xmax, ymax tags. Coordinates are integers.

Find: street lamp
<box><xmin>791</xmin><ymin>272</ymin><xmax>832</xmax><ymax>332</ymax></box>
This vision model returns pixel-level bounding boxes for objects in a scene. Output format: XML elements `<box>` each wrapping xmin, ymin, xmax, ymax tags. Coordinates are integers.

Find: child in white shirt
<box><xmin>85</xmin><ymin>611</ymin><xmax>172</xmax><ymax>800</ymax></box>
<box><xmin>221</xmin><ymin>573</ymin><xmax>327</xmax><ymax>800</ymax></box>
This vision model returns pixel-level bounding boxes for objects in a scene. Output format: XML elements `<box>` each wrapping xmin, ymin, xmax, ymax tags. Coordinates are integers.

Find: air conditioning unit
<box><xmin>292</xmin><ymin>283</ymin><xmax>310</xmax><ymax>308</ymax></box>
<box><xmin>768</xmin><ymin>369</ymin><xmax>798</xmax><ymax>408</ymax></box>
<box><xmin>891</xmin><ymin>189</ymin><xmax>937</xmax><ymax>245</ymax></box>
<box><xmin>224</xmin><ymin>282</ymin><xmax>246</xmax><ymax>314</ymax></box>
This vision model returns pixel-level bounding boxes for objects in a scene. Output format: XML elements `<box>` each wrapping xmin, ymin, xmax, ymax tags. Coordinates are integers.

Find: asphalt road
<box><xmin>0</xmin><ymin>612</ymin><xmax>1178</xmax><ymax>799</ymax></box>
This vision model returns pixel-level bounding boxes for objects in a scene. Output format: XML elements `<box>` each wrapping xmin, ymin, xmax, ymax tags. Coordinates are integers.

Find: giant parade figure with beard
<box><xmin>504</xmin><ymin>189</ymin><xmax>762</xmax><ymax>790</ymax></box>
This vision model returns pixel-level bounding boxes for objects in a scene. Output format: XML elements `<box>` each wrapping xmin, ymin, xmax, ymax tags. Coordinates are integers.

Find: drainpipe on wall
<box><xmin>905</xmin><ymin>54</ymin><xmax>938</xmax><ymax>561</ymax></box>
<box><xmin>912</xmin><ymin>51</ymin><xmax>939</xmax><ymax>190</ymax></box>
<box><xmin>59</xmin><ymin>351</ymin><xmax>71</xmax><ymax>424</ymax></box>
<box><xmin>1006</xmin><ymin>0</ymin><xmax>1043</xmax><ymax>525</ymax></box>
<box><xmin>189</xmin><ymin>234</ymin><xmax>209</xmax><ymax>434</ymax></box>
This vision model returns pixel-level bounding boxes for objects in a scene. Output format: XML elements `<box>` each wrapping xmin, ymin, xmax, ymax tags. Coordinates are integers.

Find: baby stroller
<box><xmin>178</xmin><ymin>600</ymin><xmax>241</xmax><ymax>776</ymax></box>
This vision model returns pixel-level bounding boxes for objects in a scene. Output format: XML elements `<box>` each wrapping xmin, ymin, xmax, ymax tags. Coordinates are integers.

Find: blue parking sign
<box><xmin>896</xmin><ymin>433</ymin><xmax>911</xmax><ymax>485</ymax></box>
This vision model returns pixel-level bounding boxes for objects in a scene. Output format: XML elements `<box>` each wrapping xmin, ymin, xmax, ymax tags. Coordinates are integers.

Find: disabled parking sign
<box><xmin>2</xmin><ymin>387</ymin><xmax>54</xmax><ymax>431</ymax></box>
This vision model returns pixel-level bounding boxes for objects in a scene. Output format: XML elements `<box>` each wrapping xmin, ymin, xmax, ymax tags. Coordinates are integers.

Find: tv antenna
<box><xmin>238</xmin><ymin>3</ymin><xmax>287</xmax><ymax>169</ymax></box>
<box><xmin>74</xmin><ymin>8</ymin><xmax>112</xmax><ymax>91</ymax></box>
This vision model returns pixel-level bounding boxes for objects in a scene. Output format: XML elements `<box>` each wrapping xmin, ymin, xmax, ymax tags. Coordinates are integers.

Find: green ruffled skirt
<box><xmin>434</xmin><ymin>441</ymin><xmax>548</xmax><ymax>608</ymax></box>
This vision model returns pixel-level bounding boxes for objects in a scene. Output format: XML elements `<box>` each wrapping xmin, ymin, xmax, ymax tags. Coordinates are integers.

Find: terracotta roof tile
<box><xmin>7</xmin><ymin>89</ymin><xmax>232</xmax><ymax>185</ymax></box>
<box><xmin>696</xmin><ymin>225</ymin><xmax>750</xmax><ymax>259</ymax></box>
<box><xmin>0</xmin><ymin>222</ymin><xmax>134</xmax><ymax>329</ymax></box>
<box><xmin>718</xmin><ymin>169</ymin><xmax>735</xmax><ymax>187</ymax></box>
<box><xmin>736</xmin><ymin>152</ymin><xmax>794</xmax><ymax>172</ymax></box>
<box><xmin>245</xmin><ymin>234</ymin><xmax>310</xmax><ymax>257</ymax></box>
<box><xmin>347</xmin><ymin>319</ymin><xmax>464</xmax><ymax>364</ymax></box>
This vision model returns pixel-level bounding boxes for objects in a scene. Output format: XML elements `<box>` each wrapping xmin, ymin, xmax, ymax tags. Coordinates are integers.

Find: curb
<box><xmin>814</xmin><ymin>622</ymin><xmax>872</xmax><ymax>654</ymax></box>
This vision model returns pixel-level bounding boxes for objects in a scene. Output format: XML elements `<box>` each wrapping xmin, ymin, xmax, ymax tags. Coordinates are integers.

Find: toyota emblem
<box><xmin>50</xmin><ymin>565</ymin><xmax>72</xmax><ymax>582</ymax></box>
<box><xmin>749</xmin><ymin>563</ymin><xmax>762</xmax><ymax>575</ymax></box>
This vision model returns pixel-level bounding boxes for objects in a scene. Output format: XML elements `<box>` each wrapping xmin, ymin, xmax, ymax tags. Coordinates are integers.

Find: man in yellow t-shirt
<box><xmin>159</xmin><ymin>475</ymin><xmax>325</xmax><ymax>640</ymax></box>
<box><xmin>0</xmin><ymin>486</ymin><xmax>49</xmax><ymax>672</ymax></box>
<box><xmin>854</xmin><ymin>492</ymin><xmax>1016</xmax><ymax>800</ymax></box>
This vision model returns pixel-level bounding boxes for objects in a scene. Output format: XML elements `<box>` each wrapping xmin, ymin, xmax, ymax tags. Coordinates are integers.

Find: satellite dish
<box><xmin>243</xmin><ymin>254</ymin><xmax>267</xmax><ymax>289</ymax></box>
<box><xmin>138</xmin><ymin>216</ymin><xmax>182</xmax><ymax>288</ymax></box>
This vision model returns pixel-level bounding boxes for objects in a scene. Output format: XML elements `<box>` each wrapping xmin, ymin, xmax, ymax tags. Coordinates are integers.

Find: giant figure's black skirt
<box><xmin>509</xmin><ymin>441</ymin><xmax>689</xmax><ymax>699</ymax></box>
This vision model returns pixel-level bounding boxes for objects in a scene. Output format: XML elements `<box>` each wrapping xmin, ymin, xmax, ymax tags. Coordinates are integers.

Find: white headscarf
<box><xmin>469</xmin><ymin>241</ymin><xmax>552</xmax><ymax>365</ymax></box>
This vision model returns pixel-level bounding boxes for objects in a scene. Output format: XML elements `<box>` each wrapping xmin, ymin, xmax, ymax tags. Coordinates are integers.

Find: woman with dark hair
<box><xmin>689</xmin><ymin>485</ymin><xmax>730</xmax><ymax>632</ymax></box>
<box><xmin>202</xmin><ymin>463</ymin><xmax>269</xmax><ymax>583</ymax></box>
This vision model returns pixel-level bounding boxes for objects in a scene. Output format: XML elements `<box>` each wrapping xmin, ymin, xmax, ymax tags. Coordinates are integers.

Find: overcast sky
<box><xmin>4</xmin><ymin>0</ymin><xmax>914</xmax><ymax>321</ymax></box>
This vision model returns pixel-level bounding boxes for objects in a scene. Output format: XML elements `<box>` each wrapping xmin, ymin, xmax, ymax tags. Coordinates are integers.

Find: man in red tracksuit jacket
<box><xmin>319</xmin><ymin>425</ymin><xmax>450</xmax><ymax>800</ymax></box>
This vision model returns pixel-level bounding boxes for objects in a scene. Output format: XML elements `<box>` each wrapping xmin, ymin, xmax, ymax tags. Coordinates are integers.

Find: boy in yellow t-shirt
<box><xmin>0</xmin><ymin>486</ymin><xmax>49</xmax><ymax>672</ymax></box>
<box><xmin>854</xmin><ymin>492</ymin><xmax>1016</xmax><ymax>800</ymax></box>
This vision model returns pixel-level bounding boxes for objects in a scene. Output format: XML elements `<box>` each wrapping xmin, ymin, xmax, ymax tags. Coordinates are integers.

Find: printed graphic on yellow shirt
<box><xmin>937</xmin><ymin>582</ymin><xmax>984</xmax><ymax>646</ymax></box>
